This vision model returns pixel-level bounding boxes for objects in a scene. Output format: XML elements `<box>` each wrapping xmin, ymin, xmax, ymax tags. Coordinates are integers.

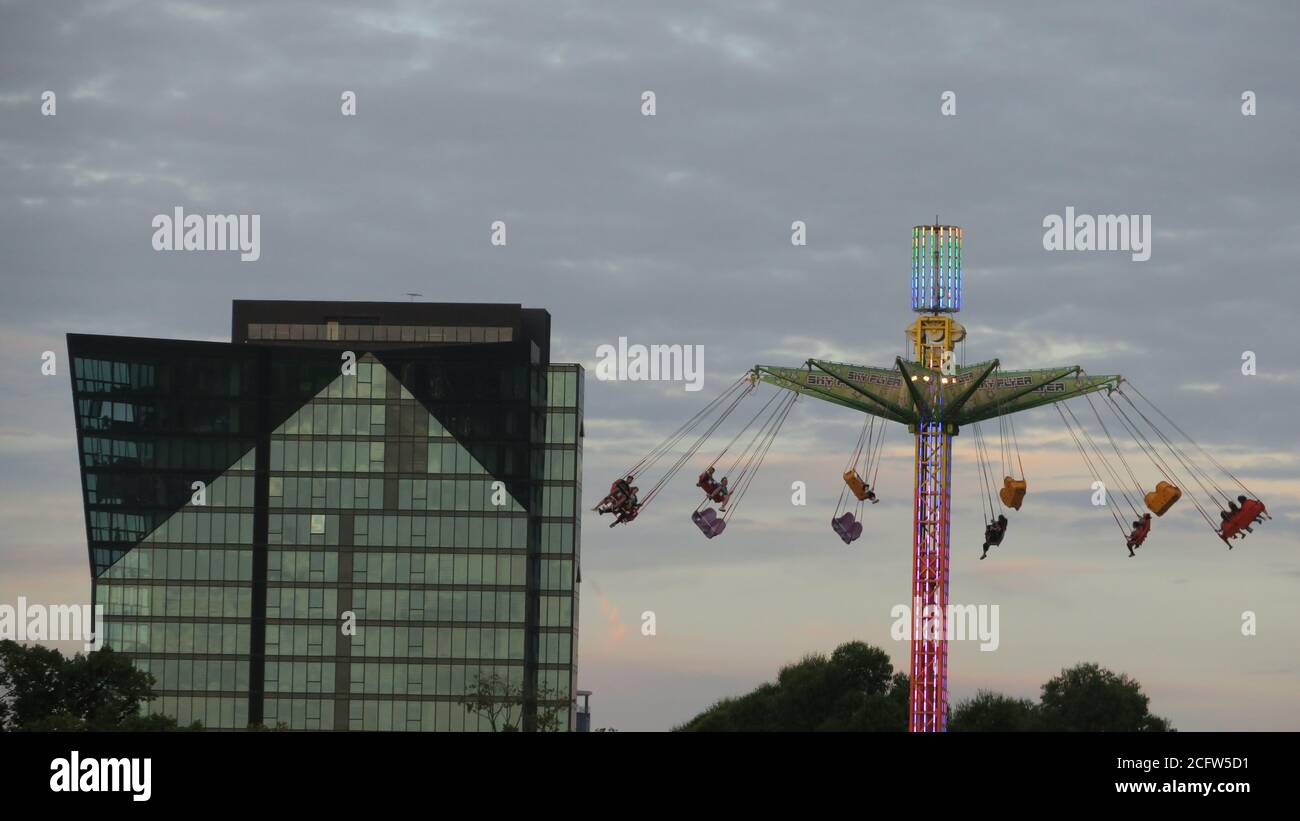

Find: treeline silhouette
<box><xmin>675</xmin><ymin>641</ymin><xmax>1172</xmax><ymax>732</ymax></box>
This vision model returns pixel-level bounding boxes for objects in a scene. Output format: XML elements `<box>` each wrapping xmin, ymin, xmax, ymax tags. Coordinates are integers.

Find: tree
<box><xmin>675</xmin><ymin>682</ymin><xmax>782</xmax><ymax>732</ymax></box>
<box><xmin>830</xmin><ymin>641</ymin><xmax>895</xmax><ymax>695</ymax></box>
<box><xmin>459</xmin><ymin>672</ymin><xmax>566</xmax><ymax>732</ymax></box>
<box><xmin>1038</xmin><ymin>662</ymin><xmax>1172</xmax><ymax>732</ymax></box>
<box><xmin>0</xmin><ymin>641</ymin><xmax>64</xmax><ymax>730</ymax></box>
<box><xmin>677</xmin><ymin>645</ymin><xmax>1173</xmax><ymax>732</ymax></box>
<box><xmin>950</xmin><ymin>663</ymin><xmax>1172</xmax><ymax>732</ymax></box>
<box><xmin>675</xmin><ymin>641</ymin><xmax>908</xmax><ymax>731</ymax></box>
<box><xmin>0</xmin><ymin>640</ymin><xmax>191</xmax><ymax>731</ymax></box>
<box><xmin>461</xmin><ymin>672</ymin><xmax>523</xmax><ymax>732</ymax></box>
<box><xmin>950</xmin><ymin>689</ymin><xmax>1040</xmax><ymax>732</ymax></box>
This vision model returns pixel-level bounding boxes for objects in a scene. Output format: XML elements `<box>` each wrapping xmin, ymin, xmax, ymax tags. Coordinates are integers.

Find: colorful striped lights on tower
<box><xmin>912</xmin><ymin>224</ymin><xmax>962</xmax><ymax>313</ymax></box>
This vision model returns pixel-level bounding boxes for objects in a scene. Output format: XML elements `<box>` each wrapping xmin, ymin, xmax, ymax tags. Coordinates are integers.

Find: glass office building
<box><xmin>69</xmin><ymin>301</ymin><xmax>582</xmax><ymax>730</ymax></box>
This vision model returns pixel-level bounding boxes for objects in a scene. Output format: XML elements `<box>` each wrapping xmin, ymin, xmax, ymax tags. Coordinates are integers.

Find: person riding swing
<box><xmin>1126</xmin><ymin>513</ymin><xmax>1152</xmax><ymax>556</ymax></box>
<box><xmin>981</xmin><ymin>514</ymin><xmax>1008</xmax><ymax>560</ymax></box>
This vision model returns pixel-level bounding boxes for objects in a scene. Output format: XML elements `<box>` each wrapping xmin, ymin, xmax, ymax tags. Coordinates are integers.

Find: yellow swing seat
<box><xmin>843</xmin><ymin>470</ymin><xmax>871</xmax><ymax>502</ymax></box>
<box><xmin>1144</xmin><ymin>480</ymin><xmax>1181</xmax><ymax>516</ymax></box>
<box><xmin>999</xmin><ymin>476</ymin><xmax>1027</xmax><ymax>510</ymax></box>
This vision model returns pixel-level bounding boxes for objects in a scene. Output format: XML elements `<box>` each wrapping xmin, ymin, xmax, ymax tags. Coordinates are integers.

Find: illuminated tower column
<box><xmin>906</xmin><ymin>224</ymin><xmax>964</xmax><ymax>732</ymax></box>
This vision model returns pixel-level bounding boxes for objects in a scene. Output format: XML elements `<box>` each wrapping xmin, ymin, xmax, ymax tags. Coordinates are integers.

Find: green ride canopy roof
<box><xmin>754</xmin><ymin>358</ymin><xmax>1121</xmax><ymax>429</ymax></box>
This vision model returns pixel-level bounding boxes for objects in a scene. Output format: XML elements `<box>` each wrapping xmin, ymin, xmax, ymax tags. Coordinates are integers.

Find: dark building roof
<box><xmin>230</xmin><ymin>300</ymin><xmax>551</xmax><ymax>361</ymax></box>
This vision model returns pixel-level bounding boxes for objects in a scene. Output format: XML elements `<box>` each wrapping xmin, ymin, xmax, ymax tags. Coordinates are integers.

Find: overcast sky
<box><xmin>1</xmin><ymin>0</ymin><xmax>1297</xmax><ymax>730</ymax></box>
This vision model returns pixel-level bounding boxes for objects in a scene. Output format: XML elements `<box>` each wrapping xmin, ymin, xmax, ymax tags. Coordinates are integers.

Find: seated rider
<box><xmin>865</xmin><ymin>485</ymin><xmax>878</xmax><ymax>504</ymax></box>
<box><xmin>1238</xmin><ymin>494</ymin><xmax>1267</xmax><ymax>526</ymax></box>
<box><xmin>611</xmin><ymin>500</ymin><xmax>640</xmax><ymax>528</ymax></box>
<box><xmin>613</xmin><ymin>476</ymin><xmax>633</xmax><ymax>502</ymax></box>
<box><xmin>1219</xmin><ymin>509</ymin><xmax>1243</xmax><ymax>537</ymax></box>
<box><xmin>1218</xmin><ymin>501</ymin><xmax>1246</xmax><ymax>548</ymax></box>
<box><xmin>598</xmin><ymin>476</ymin><xmax>632</xmax><ymax>515</ymax></box>
<box><xmin>599</xmin><ymin>476</ymin><xmax>638</xmax><ymax>516</ymax></box>
<box><xmin>610</xmin><ymin>487</ymin><xmax>640</xmax><ymax>527</ymax></box>
<box><xmin>698</xmin><ymin>466</ymin><xmax>717</xmax><ymax>492</ymax></box>
<box><xmin>1126</xmin><ymin>512</ymin><xmax>1152</xmax><ymax>556</ymax></box>
<box><xmin>981</xmin><ymin>514</ymin><xmax>1007</xmax><ymax>560</ymax></box>
<box><xmin>711</xmin><ymin>477</ymin><xmax>731</xmax><ymax>505</ymax></box>
<box><xmin>1222</xmin><ymin>499</ymin><xmax>1243</xmax><ymax>532</ymax></box>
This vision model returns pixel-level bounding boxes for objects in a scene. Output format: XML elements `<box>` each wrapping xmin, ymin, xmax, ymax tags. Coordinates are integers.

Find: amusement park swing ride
<box><xmin>594</xmin><ymin>223</ymin><xmax>1270</xmax><ymax>733</ymax></box>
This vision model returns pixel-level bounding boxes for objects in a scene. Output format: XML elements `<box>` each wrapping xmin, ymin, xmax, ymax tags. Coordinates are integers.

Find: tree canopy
<box><xmin>950</xmin><ymin>662</ymin><xmax>1173</xmax><ymax>732</ymax></box>
<box><xmin>1036</xmin><ymin>662</ymin><xmax>1172</xmax><ymax>732</ymax></box>
<box><xmin>947</xmin><ymin>689</ymin><xmax>1039</xmax><ymax>732</ymax></box>
<box><xmin>675</xmin><ymin>641</ymin><xmax>909</xmax><ymax>731</ymax></box>
<box><xmin>0</xmin><ymin>640</ymin><xmax>194</xmax><ymax>731</ymax></box>
<box><xmin>677</xmin><ymin>645</ymin><xmax>1172</xmax><ymax>732</ymax></box>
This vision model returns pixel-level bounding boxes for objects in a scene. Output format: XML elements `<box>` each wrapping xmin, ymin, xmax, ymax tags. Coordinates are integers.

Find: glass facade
<box><xmin>77</xmin><ymin>348</ymin><xmax>259</xmax><ymax>728</ymax></box>
<box><xmin>69</xmin><ymin>302</ymin><xmax>581</xmax><ymax>731</ymax></box>
<box><xmin>537</xmin><ymin>365</ymin><xmax>582</xmax><ymax>728</ymax></box>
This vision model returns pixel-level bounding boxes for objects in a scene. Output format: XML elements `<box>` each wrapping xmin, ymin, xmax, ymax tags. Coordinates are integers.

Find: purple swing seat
<box><xmin>832</xmin><ymin>512</ymin><xmax>861</xmax><ymax>545</ymax></box>
<box><xmin>692</xmin><ymin>507</ymin><xmax>726</xmax><ymax>539</ymax></box>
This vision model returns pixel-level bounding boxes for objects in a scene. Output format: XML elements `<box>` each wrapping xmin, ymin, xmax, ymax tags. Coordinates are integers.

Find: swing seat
<box><xmin>595</xmin><ymin>478</ymin><xmax>635</xmax><ymax>513</ymax></box>
<box><xmin>1218</xmin><ymin>507</ymin><xmax>1252</xmax><ymax>540</ymax></box>
<box><xmin>692</xmin><ymin>508</ymin><xmax>726</xmax><ymax>539</ymax></box>
<box><xmin>1240</xmin><ymin>498</ymin><xmax>1267</xmax><ymax>522</ymax></box>
<box><xmin>1126</xmin><ymin>515</ymin><xmax>1152</xmax><ymax>548</ymax></box>
<box><xmin>832</xmin><ymin>512</ymin><xmax>862</xmax><ymax>545</ymax></box>
<box><xmin>984</xmin><ymin>518</ymin><xmax>1008</xmax><ymax>547</ymax></box>
<box><xmin>843</xmin><ymin>470</ymin><xmax>871</xmax><ymax>502</ymax></box>
<box><xmin>1143</xmin><ymin>481</ymin><xmax>1181</xmax><ymax>516</ymax></box>
<box><xmin>1219</xmin><ymin>498</ymin><xmax>1267</xmax><ymax>540</ymax></box>
<box><xmin>998</xmin><ymin>477</ymin><xmax>1027</xmax><ymax>511</ymax></box>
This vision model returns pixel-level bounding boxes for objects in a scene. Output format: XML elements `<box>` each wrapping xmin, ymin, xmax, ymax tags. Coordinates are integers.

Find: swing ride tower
<box><xmin>751</xmin><ymin>223</ymin><xmax>1123</xmax><ymax>731</ymax></box>
<box><xmin>905</xmin><ymin>224</ymin><xmax>962</xmax><ymax>733</ymax></box>
<box><xmin>602</xmin><ymin>220</ymin><xmax>1262</xmax><ymax>731</ymax></box>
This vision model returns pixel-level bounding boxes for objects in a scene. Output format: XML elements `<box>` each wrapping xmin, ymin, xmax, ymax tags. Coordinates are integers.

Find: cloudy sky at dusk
<box><xmin>2</xmin><ymin>0</ymin><xmax>1297</xmax><ymax>730</ymax></box>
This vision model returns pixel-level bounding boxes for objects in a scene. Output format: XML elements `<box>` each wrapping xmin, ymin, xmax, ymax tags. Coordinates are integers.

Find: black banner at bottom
<box><xmin>0</xmin><ymin>730</ymin><xmax>1286</xmax><ymax>807</ymax></box>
